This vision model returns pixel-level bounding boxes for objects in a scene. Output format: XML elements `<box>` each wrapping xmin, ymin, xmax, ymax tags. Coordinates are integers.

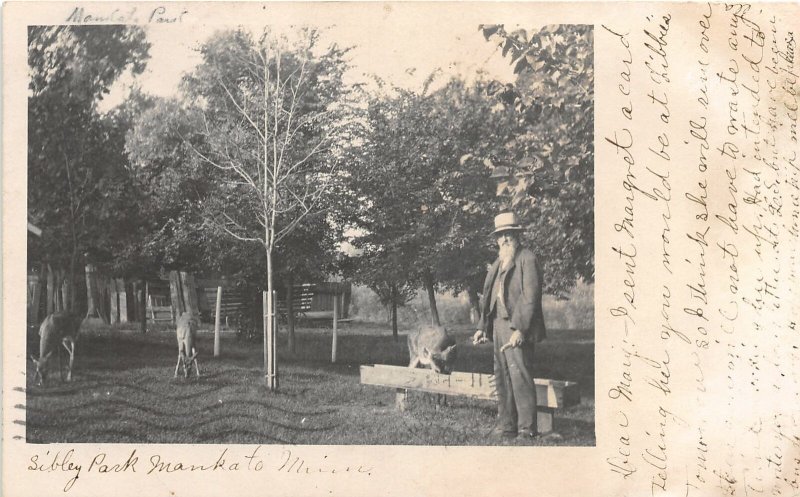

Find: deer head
<box><xmin>30</xmin><ymin>351</ymin><xmax>53</xmax><ymax>385</ymax></box>
<box><xmin>423</xmin><ymin>344</ymin><xmax>458</xmax><ymax>374</ymax></box>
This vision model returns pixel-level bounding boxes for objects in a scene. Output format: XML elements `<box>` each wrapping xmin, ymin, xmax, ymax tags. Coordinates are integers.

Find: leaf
<box><xmin>511</xmin><ymin>188</ymin><xmax>527</xmax><ymax>207</ymax></box>
<box><xmin>519</xmin><ymin>155</ymin><xmax>544</xmax><ymax>171</ymax></box>
<box><xmin>513</xmin><ymin>58</ymin><xmax>531</xmax><ymax>75</ymax></box>
<box><xmin>496</xmin><ymin>180</ymin><xmax>509</xmax><ymax>196</ymax></box>
<box><xmin>502</xmin><ymin>39</ymin><xmax>514</xmax><ymax>58</ymax></box>
<box><xmin>486</xmin><ymin>80</ymin><xmax>503</xmax><ymax>96</ymax></box>
<box><xmin>509</xmin><ymin>29</ymin><xmax>529</xmax><ymax>44</ymax></box>
<box><xmin>459</xmin><ymin>153</ymin><xmax>473</xmax><ymax>166</ymax></box>
<box><xmin>490</xmin><ymin>165</ymin><xmax>509</xmax><ymax>178</ymax></box>
<box><xmin>479</xmin><ymin>24</ymin><xmax>502</xmax><ymax>41</ymax></box>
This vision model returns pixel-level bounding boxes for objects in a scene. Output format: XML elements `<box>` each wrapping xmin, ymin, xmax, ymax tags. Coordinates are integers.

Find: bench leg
<box><xmin>537</xmin><ymin>407</ymin><xmax>554</xmax><ymax>434</ymax></box>
<box><xmin>395</xmin><ymin>388</ymin><xmax>408</xmax><ymax>411</ymax></box>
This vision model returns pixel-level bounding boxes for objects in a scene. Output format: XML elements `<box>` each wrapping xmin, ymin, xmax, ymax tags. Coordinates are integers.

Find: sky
<box><xmin>101</xmin><ymin>14</ymin><xmax>517</xmax><ymax>110</ymax></box>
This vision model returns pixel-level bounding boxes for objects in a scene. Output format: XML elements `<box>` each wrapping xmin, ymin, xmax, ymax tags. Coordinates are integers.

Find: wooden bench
<box><xmin>360</xmin><ymin>364</ymin><xmax>580</xmax><ymax>434</ymax></box>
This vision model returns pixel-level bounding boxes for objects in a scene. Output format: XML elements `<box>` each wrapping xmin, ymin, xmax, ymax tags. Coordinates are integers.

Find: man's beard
<box><xmin>499</xmin><ymin>241</ymin><xmax>518</xmax><ymax>270</ymax></box>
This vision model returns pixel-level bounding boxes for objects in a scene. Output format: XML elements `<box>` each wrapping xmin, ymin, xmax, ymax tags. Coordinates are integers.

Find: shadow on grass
<box><xmin>25</xmin><ymin>323</ymin><xmax>594</xmax><ymax>445</ymax></box>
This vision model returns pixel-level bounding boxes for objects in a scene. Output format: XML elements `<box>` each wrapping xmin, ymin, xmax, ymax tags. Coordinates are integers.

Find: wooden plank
<box><xmin>214</xmin><ymin>286</ymin><xmax>222</xmax><ymax>357</ymax></box>
<box><xmin>360</xmin><ymin>365</ymin><xmax>580</xmax><ymax>409</ymax></box>
<box><xmin>27</xmin><ymin>221</ymin><xmax>42</xmax><ymax>237</ymax></box>
<box><xmin>196</xmin><ymin>278</ymin><xmax>236</xmax><ymax>289</ymax></box>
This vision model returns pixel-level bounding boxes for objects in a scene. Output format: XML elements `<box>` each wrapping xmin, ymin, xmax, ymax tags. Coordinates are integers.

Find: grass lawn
<box><xmin>25</xmin><ymin>321</ymin><xmax>595</xmax><ymax>446</ymax></box>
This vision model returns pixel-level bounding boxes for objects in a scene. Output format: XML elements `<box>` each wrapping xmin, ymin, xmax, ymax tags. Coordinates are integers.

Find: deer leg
<box><xmin>30</xmin><ymin>357</ymin><xmax>42</xmax><ymax>385</ymax></box>
<box><xmin>58</xmin><ymin>345</ymin><xmax>65</xmax><ymax>382</ymax></box>
<box><xmin>62</xmin><ymin>338</ymin><xmax>75</xmax><ymax>381</ymax></box>
<box><xmin>408</xmin><ymin>357</ymin><xmax>420</xmax><ymax>369</ymax></box>
<box><xmin>174</xmin><ymin>354</ymin><xmax>183</xmax><ymax>378</ymax></box>
<box><xmin>191</xmin><ymin>348</ymin><xmax>200</xmax><ymax>377</ymax></box>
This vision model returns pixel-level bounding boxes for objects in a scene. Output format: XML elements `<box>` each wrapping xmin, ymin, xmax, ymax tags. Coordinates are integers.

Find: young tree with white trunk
<box><xmin>179</xmin><ymin>28</ymin><xmax>355</xmax><ymax>389</ymax></box>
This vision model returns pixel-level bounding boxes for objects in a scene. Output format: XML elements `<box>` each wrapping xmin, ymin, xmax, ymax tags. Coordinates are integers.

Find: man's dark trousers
<box><xmin>493</xmin><ymin>315</ymin><xmax>538</xmax><ymax>434</ymax></box>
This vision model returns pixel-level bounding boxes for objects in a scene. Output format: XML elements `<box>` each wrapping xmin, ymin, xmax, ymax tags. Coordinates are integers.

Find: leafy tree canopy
<box><xmin>471</xmin><ymin>24</ymin><xmax>594</xmax><ymax>297</ymax></box>
<box><xmin>28</xmin><ymin>25</ymin><xmax>150</xmax><ymax>279</ymax></box>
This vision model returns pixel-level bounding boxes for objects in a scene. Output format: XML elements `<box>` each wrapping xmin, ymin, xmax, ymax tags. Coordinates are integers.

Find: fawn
<box><xmin>30</xmin><ymin>312</ymin><xmax>82</xmax><ymax>385</ymax></box>
<box><xmin>174</xmin><ymin>312</ymin><xmax>200</xmax><ymax>378</ymax></box>
<box><xmin>407</xmin><ymin>325</ymin><xmax>458</xmax><ymax>374</ymax></box>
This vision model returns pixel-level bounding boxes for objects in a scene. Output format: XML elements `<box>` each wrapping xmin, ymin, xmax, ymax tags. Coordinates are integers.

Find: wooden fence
<box><xmin>27</xmin><ymin>269</ymin><xmax>351</xmax><ymax>328</ymax></box>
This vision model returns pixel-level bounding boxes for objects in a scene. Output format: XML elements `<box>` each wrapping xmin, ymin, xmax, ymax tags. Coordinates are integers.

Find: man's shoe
<box><xmin>517</xmin><ymin>430</ymin><xmax>563</xmax><ymax>442</ymax></box>
<box><xmin>490</xmin><ymin>426</ymin><xmax>517</xmax><ymax>439</ymax></box>
<box><xmin>516</xmin><ymin>429</ymin><xmax>538</xmax><ymax>441</ymax></box>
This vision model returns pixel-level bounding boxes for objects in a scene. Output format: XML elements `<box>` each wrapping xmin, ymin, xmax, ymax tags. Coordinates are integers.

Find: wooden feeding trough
<box><xmin>360</xmin><ymin>364</ymin><xmax>580</xmax><ymax>434</ymax></box>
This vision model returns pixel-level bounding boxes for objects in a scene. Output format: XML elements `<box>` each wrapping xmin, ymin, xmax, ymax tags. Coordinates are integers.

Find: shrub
<box><xmin>542</xmin><ymin>279</ymin><xmax>595</xmax><ymax>330</ymax></box>
<box><xmin>350</xmin><ymin>280</ymin><xmax>594</xmax><ymax>330</ymax></box>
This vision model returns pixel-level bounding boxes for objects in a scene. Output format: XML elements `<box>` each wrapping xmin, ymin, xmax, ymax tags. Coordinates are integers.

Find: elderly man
<box><xmin>473</xmin><ymin>212</ymin><xmax>546</xmax><ymax>440</ymax></box>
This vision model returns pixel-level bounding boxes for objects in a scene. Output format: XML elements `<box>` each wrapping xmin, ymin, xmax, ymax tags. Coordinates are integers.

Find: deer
<box><xmin>174</xmin><ymin>312</ymin><xmax>200</xmax><ymax>378</ymax></box>
<box><xmin>30</xmin><ymin>311</ymin><xmax>82</xmax><ymax>385</ymax></box>
<box><xmin>407</xmin><ymin>324</ymin><xmax>458</xmax><ymax>374</ymax></box>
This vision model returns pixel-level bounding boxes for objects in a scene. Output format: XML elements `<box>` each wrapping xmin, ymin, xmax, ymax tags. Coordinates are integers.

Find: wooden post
<box><xmin>395</xmin><ymin>388</ymin><xmax>407</xmax><ymax>411</ymax></box>
<box><xmin>264</xmin><ymin>291</ymin><xmax>276</xmax><ymax>390</ymax></box>
<box><xmin>273</xmin><ymin>290</ymin><xmax>278</xmax><ymax>390</ymax></box>
<box><xmin>331</xmin><ymin>292</ymin><xmax>339</xmax><ymax>363</ymax></box>
<box><xmin>286</xmin><ymin>279</ymin><xmax>295</xmax><ymax>353</ymax></box>
<box><xmin>214</xmin><ymin>286</ymin><xmax>222</xmax><ymax>357</ymax></box>
<box><xmin>116</xmin><ymin>279</ymin><xmax>128</xmax><ymax>322</ymax></box>
<box><xmin>537</xmin><ymin>408</ymin><xmax>555</xmax><ymax>434</ymax></box>
<box><xmin>147</xmin><ymin>282</ymin><xmax>156</xmax><ymax>320</ymax></box>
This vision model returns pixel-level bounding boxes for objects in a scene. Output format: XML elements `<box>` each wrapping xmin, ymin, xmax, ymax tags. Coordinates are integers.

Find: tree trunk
<box><xmin>110</xmin><ymin>278</ymin><xmax>120</xmax><ymax>324</ymax></box>
<box><xmin>168</xmin><ymin>271</ymin><xmax>184</xmax><ymax>322</ymax></box>
<box><xmin>116</xmin><ymin>279</ymin><xmax>128</xmax><ymax>322</ymax></box>
<box><xmin>286</xmin><ymin>276</ymin><xmax>296</xmax><ymax>354</ymax></box>
<box><xmin>180</xmin><ymin>272</ymin><xmax>199</xmax><ymax>316</ymax></box>
<box><xmin>265</xmin><ymin>246</ymin><xmax>277</xmax><ymax>390</ymax></box>
<box><xmin>263</xmin><ymin>244</ymin><xmax>278</xmax><ymax>390</ymax></box>
<box><xmin>68</xmin><ymin>250</ymin><xmax>78</xmax><ymax>312</ymax></box>
<box><xmin>28</xmin><ymin>273</ymin><xmax>42</xmax><ymax>324</ymax></box>
<box><xmin>138</xmin><ymin>278</ymin><xmax>147</xmax><ymax>334</ymax></box>
<box><xmin>391</xmin><ymin>285</ymin><xmax>398</xmax><ymax>341</ymax></box>
<box><xmin>55</xmin><ymin>269</ymin><xmax>66</xmax><ymax>312</ymax></box>
<box><xmin>467</xmin><ymin>285</ymin><xmax>481</xmax><ymax>325</ymax></box>
<box><xmin>46</xmin><ymin>264</ymin><xmax>55</xmax><ymax>315</ymax></box>
<box><xmin>341</xmin><ymin>283</ymin><xmax>351</xmax><ymax>319</ymax></box>
<box><xmin>423</xmin><ymin>272</ymin><xmax>441</xmax><ymax>327</ymax></box>
<box><xmin>84</xmin><ymin>264</ymin><xmax>108</xmax><ymax>322</ymax></box>
<box><xmin>100</xmin><ymin>275</ymin><xmax>112</xmax><ymax>323</ymax></box>
<box><xmin>57</xmin><ymin>268</ymin><xmax>68</xmax><ymax>313</ymax></box>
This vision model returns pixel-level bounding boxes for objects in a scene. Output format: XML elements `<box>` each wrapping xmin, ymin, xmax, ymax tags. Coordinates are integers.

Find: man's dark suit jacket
<box><xmin>478</xmin><ymin>247</ymin><xmax>546</xmax><ymax>343</ymax></box>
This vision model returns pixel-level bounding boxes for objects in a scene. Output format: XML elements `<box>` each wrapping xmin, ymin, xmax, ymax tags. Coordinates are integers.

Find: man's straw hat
<box><xmin>491</xmin><ymin>212</ymin><xmax>525</xmax><ymax>235</ymax></box>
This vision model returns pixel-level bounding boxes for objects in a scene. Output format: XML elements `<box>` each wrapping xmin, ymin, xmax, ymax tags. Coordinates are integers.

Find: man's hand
<box><xmin>500</xmin><ymin>330</ymin><xmax>525</xmax><ymax>352</ymax></box>
<box><xmin>472</xmin><ymin>330</ymin><xmax>487</xmax><ymax>345</ymax></box>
